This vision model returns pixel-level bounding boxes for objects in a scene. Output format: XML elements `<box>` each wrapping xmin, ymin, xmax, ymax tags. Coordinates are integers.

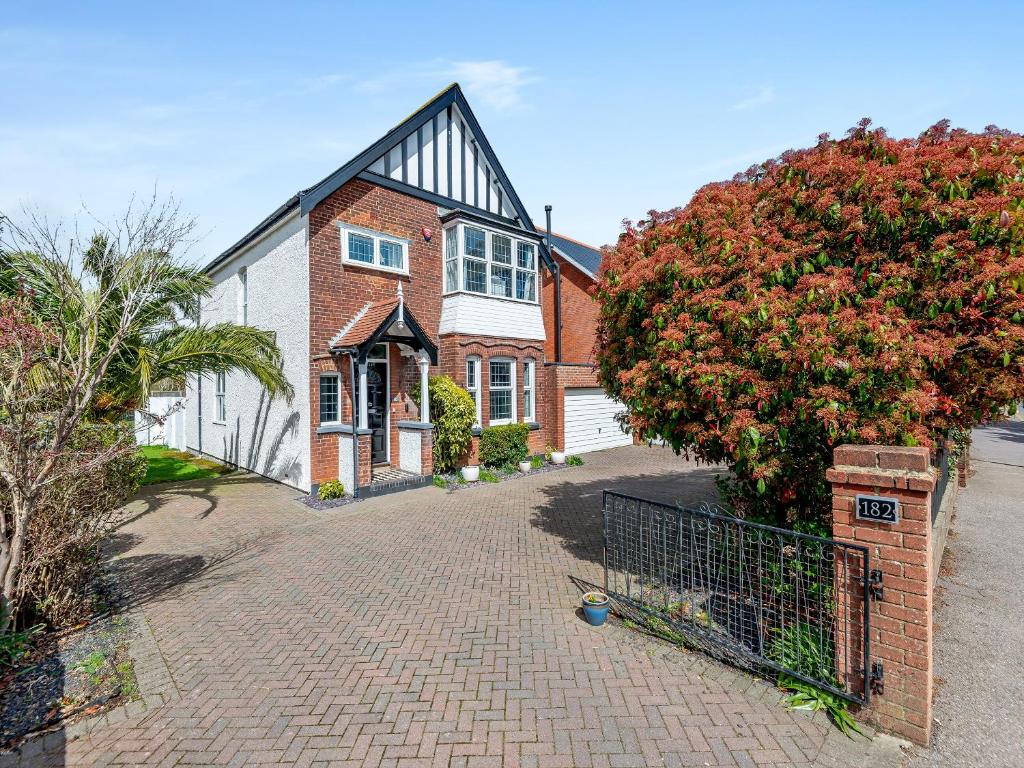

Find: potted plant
<box><xmin>461</xmin><ymin>465</ymin><xmax>480</xmax><ymax>482</ymax></box>
<box><xmin>550</xmin><ymin>449</ymin><xmax>566</xmax><ymax>465</ymax></box>
<box><xmin>518</xmin><ymin>459</ymin><xmax>532</xmax><ymax>473</ymax></box>
<box><xmin>581</xmin><ymin>591</ymin><xmax>609</xmax><ymax>626</ymax></box>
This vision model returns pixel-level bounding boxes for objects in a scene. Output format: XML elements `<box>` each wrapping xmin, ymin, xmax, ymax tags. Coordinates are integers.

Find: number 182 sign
<box><xmin>855</xmin><ymin>494</ymin><xmax>900</xmax><ymax>524</ymax></box>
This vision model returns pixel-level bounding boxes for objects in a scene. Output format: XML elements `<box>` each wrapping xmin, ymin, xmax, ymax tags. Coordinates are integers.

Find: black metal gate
<box><xmin>602</xmin><ymin>491</ymin><xmax>871</xmax><ymax>705</ymax></box>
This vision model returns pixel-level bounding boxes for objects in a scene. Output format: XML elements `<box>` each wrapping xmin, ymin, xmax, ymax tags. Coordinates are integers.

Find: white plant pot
<box><xmin>518</xmin><ymin>460</ymin><xmax>532</xmax><ymax>473</ymax></box>
<box><xmin>461</xmin><ymin>465</ymin><xmax>480</xmax><ymax>482</ymax></box>
<box><xmin>550</xmin><ymin>452</ymin><xmax>566</xmax><ymax>465</ymax></box>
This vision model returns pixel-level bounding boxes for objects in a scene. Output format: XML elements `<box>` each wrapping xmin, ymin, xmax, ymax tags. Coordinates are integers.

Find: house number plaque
<box><xmin>855</xmin><ymin>494</ymin><xmax>900</xmax><ymax>524</ymax></box>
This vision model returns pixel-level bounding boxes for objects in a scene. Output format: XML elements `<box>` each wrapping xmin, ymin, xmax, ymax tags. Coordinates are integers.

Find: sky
<box><xmin>4</xmin><ymin>1</ymin><xmax>1024</xmax><ymax>264</ymax></box>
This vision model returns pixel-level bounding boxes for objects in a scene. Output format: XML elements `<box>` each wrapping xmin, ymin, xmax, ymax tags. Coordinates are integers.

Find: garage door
<box><xmin>564</xmin><ymin>388</ymin><xmax>633</xmax><ymax>454</ymax></box>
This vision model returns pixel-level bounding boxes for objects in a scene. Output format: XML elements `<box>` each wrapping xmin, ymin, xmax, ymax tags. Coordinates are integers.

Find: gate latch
<box><xmin>869</xmin><ymin>569</ymin><xmax>884</xmax><ymax>601</ymax></box>
<box><xmin>871</xmin><ymin>662</ymin><xmax>885</xmax><ymax>695</ymax></box>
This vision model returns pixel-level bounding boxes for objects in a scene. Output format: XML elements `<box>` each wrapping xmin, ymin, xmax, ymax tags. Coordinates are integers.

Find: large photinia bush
<box><xmin>596</xmin><ymin>120</ymin><xmax>1024</xmax><ymax>526</ymax></box>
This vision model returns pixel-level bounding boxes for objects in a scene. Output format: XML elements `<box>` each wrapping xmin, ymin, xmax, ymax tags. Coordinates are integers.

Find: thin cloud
<box><xmin>356</xmin><ymin>59</ymin><xmax>537</xmax><ymax>111</ymax></box>
<box><xmin>731</xmin><ymin>85</ymin><xmax>775</xmax><ymax>112</ymax></box>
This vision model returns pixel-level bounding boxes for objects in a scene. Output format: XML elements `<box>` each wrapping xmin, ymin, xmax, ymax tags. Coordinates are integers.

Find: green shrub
<box><xmin>414</xmin><ymin>376</ymin><xmax>475</xmax><ymax>473</ymax></box>
<box><xmin>567</xmin><ymin>455</ymin><xmax>584</xmax><ymax>466</ymax></box>
<box><xmin>530</xmin><ymin>455</ymin><xmax>544</xmax><ymax>470</ymax></box>
<box><xmin>479</xmin><ymin>423</ymin><xmax>530</xmax><ymax>468</ymax></box>
<box><xmin>479</xmin><ymin>469</ymin><xmax>500</xmax><ymax>483</ymax></box>
<box><xmin>432</xmin><ymin>475</ymin><xmax>448</xmax><ymax>489</ymax></box>
<box><xmin>318</xmin><ymin>480</ymin><xmax>345</xmax><ymax>500</ymax></box>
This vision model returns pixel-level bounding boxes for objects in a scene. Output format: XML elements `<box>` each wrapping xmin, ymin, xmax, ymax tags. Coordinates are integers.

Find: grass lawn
<box><xmin>140</xmin><ymin>445</ymin><xmax>232</xmax><ymax>485</ymax></box>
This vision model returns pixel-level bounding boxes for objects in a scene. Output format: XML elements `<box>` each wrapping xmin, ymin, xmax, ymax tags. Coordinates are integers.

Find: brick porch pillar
<box><xmin>827</xmin><ymin>445</ymin><xmax>936</xmax><ymax>745</ymax></box>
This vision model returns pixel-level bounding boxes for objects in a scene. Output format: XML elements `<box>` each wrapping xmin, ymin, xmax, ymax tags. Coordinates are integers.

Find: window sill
<box><xmin>342</xmin><ymin>259</ymin><xmax>409</xmax><ymax>278</ymax></box>
<box><xmin>471</xmin><ymin>426</ymin><xmax>482</xmax><ymax>436</ymax></box>
<box><xmin>525</xmin><ymin>422</ymin><xmax>541</xmax><ymax>431</ymax></box>
<box><xmin>442</xmin><ymin>290</ymin><xmax>538</xmax><ymax>306</ymax></box>
<box><xmin>211</xmin><ymin>420</ymin><xmax>226</xmax><ymax>426</ymax></box>
<box><xmin>316</xmin><ymin>423</ymin><xmax>372</xmax><ymax>435</ymax></box>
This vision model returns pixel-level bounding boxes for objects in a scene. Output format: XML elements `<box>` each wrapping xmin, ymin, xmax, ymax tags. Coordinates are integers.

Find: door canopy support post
<box><xmin>418</xmin><ymin>352</ymin><xmax>431</xmax><ymax>420</ymax></box>
<box><xmin>357</xmin><ymin>355</ymin><xmax>369</xmax><ymax>431</ymax></box>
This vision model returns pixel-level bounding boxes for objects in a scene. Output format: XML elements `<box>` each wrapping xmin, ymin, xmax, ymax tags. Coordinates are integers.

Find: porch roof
<box><xmin>329</xmin><ymin>299</ymin><xmax>438</xmax><ymax>364</ymax></box>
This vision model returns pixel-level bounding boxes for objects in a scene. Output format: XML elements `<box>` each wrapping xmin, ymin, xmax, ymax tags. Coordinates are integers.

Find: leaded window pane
<box><xmin>491</xmin><ymin>265</ymin><xmax>513</xmax><ymax>298</ymax></box>
<box><xmin>515</xmin><ymin>271</ymin><xmax>536</xmax><ymax>302</ymax></box>
<box><xmin>466</xmin><ymin>360</ymin><xmax>476</xmax><ymax>388</ymax></box>
<box><xmin>464</xmin><ymin>259</ymin><xmax>486</xmax><ymax>293</ymax></box>
<box><xmin>464</xmin><ymin>227</ymin><xmax>485</xmax><ymax>258</ymax></box>
<box><xmin>490</xmin><ymin>389</ymin><xmax>512</xmax><ymax>421</ymax></box>
<box><xmin>523</xmin><ymin>388</ymin><xmax>533</xmax><ymax>420</ymax></box>
<box><xmin>380</xmin><ymin>240</ymin><xmax>403</xmax><ymax>269</ymax></box>
<box><xmin>517</xmin><ymin>242</ymin><xmax>535</xmax><ymax>270</ymax></box>
<box><xmin>492</xmin><ymin>235</ymin><xmax>512</xmax><ymax>264</ymax></box>
<box><xmin>348</xmin><ymin>233</ymin><xmax>374</xmax><ymax>263</ymax></box>
<box><xmin>490</xmin><ymin>360</ymin><xmax>511</xmax><ymax>388</ymax></box>
<box><xmin>319</xmin><ymin>376</ymin><xmax>339</xmax><ymax>423</ymax></box>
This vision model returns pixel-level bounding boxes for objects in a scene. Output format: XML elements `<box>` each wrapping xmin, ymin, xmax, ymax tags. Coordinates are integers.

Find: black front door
<box><xmin>366</xmin><ymin>363</ymin><xmax>387</xmax><ymax>463</ymax></box>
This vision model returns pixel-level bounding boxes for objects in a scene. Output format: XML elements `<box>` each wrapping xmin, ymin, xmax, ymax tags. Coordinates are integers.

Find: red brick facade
<box><xmin>827</xmin><ymin>445</ymin><xmax>937</xmax><ymax>745</ymax></box>
<box><xmin>542</xmin><ymin>252</ymin><xmax>600</xmax><ymax>364</ymax></box>
<box><xmin>306</xmin><ymin>178</ymin><xmax>565</xmax><ymax>486</ymax></box>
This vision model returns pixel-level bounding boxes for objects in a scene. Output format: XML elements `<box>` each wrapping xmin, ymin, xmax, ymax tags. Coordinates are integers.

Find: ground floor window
<box><xmin>522</xmin><ymin>359</ymin><xmax>535</xmax><ymax>422</ymax></box>
<box><xmin>466</xmin><ymin>356</ymin><xmax>481</xmax><ymax>426</ymax></box>
<box><xmin>489</xmin><ymin>359</ymin><xmax>515</xmax><ymax>425</ymax></box>
<box><xmin>319</xmin><ymin>373</ymin><xmax>339</xmax><ymax>424</ymax></box>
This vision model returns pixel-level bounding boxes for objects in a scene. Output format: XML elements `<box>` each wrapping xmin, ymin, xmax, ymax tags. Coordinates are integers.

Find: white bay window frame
<box><xmin>442</xmin><ymin>221</ymin><xmax>540</xmax><ymax>304</ymax></box>
<box><xmin>488</xmin><ymin>358</ymin><xmax>516</xmax><ymax>426</ymax></box>
<box><xmin>522</xmin><ymin>359</ymin><xmax>535</xmax><ymax>422</ymax></box>
<box><xmin>465</xmin><ymin>356</ymin><xmax>482</xmax><ymax>427</ymax></box>
<box><xmin>338</xmin><ymin>223</ymin><xmax>410</xmax><ymax>276</ymax></box>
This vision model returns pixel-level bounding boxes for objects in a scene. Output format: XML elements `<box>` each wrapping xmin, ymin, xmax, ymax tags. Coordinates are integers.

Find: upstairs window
<box><xmin>339</xmin><ymin>224</ymin><xmax>409</xmax><ymax>275</ymax></box>
<box><xmin>443</xmin><ymin>222</ymin><xmax>540</xmax><ymax>303</ymax></box>
<box><xmin>238</xmin><ymin>267</ymin><xmax>248</xmax><ymax>324</ymax></box>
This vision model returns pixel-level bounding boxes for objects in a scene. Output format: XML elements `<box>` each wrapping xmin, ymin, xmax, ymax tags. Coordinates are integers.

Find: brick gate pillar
<box><xmin>827</xmin><ymin>445</ymin><xmax>936</xmax><ymax>746</ymax></box>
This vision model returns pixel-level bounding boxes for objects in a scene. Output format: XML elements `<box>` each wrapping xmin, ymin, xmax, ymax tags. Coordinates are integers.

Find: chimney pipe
<box><xmin>545</xmin><ymin>205</ymin><xmax>562</xmax><ymax>363</ymax></box>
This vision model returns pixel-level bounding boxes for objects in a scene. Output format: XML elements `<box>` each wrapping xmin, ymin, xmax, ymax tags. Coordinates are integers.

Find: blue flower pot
<box><xmin>582</xmin><ymin>593</ymin><xmax>610</xmax><ymax>626</ymax></box>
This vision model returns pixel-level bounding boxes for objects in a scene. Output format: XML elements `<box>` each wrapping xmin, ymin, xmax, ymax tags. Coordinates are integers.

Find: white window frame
<box><xmin>238</xmin><ymin>267</ymin><xmax>248</xmax><ymax>325</ymax></box>
<box><xmin>522</xmin><ymin>359</ymin><xmax>535</xmax><ymax>422</ymax></box>
<box><xmin>465</xmin><ymin>356</ymin><xmax>482</xmax><ymax>427</ymax></box>
<box><xmin>214</xmin><ymin>372</ymin><xmax>226</xmax><ymax>423</ymax></box>
<box><xmin>319</xmin><ymin>373</ymin><xmax>340</xmax><ymax>425</ymax></box>
<box><xmin>488</xmin><ymin>357</ymin><xmax>516</xmax><ymax>426</ymax></box>
<box><xmin>441</xmin><ymin>221</ymin><xmax>540</xmax><ymax>304</ymax></box>
<box><xmin>338</xmin><ymin>223</ymin><xmax>410</xmax><ymax>276</ymax></box>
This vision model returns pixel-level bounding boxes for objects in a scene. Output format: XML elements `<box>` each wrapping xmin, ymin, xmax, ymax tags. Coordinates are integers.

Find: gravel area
<box><xmin>0</xmin><ymin>613</ymin><xmax>138</xmax><ymax>750</ymax></box>
<box><xmin>906</xmin><ymin>420</ymin><xmax>1024</xmax><ymax>767</ymax></box>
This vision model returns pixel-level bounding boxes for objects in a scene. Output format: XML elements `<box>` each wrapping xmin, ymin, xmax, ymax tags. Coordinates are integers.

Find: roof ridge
<box><xmin>536</xmin><ymin>228</ymin><xmax>602</xmax><ymax>252</ymax></box>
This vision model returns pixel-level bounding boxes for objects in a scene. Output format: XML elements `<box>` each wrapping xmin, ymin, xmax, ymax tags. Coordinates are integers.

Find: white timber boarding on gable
<box><xmin>367</xmin><ymin>103</ymin><xmax>517</xmax><ymax>219</ymax></box>
<box><xmin>184</xmin><ymin>212</ymin><xmax>312</xmax><ymax>492</ymax></box>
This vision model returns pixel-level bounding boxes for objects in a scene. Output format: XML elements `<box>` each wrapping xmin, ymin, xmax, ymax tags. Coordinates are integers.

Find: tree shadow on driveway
<box><xmin>528</xmin><ymin>460</ymin><xmax>723</xmax><ymax>569</ymax></box>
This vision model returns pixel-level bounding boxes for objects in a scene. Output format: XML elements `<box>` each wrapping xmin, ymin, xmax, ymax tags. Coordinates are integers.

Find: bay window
<box><xmin>319</xmin><ymin>373</ymin><xmax>339</xmax><ymax>424</ymax></box>
<box><xmin>442</xmin><ymin>221</ymin><xmax>540</xmax><ymax>303</ymax></box>
<box><xmin>489</xmin><ymin>359</ymin><xmax>515</xmax><ymax>425</ymax></box>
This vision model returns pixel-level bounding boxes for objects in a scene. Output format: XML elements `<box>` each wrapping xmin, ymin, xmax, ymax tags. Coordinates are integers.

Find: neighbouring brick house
<box><xmin>186</xmin><ymin>84</ymin><xmax>628</xmax><ymax>497</ymax></box>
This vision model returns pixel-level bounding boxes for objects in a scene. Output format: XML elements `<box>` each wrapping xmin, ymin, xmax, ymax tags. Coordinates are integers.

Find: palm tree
<box><xmin>1</xmin><ymin>233</ymin><xmax>293</xmax><ymax>417</ymax></box>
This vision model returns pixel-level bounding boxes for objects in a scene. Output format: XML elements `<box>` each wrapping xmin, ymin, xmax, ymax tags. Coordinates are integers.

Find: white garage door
<box><xmin>564</xmin><ymin>388</ymin><xmax>633</xmax><ymax>454</ymax></box>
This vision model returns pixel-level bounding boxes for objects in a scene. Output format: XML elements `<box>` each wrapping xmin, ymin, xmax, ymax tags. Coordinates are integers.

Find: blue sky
<box><xmin>4</xmin><ymin>1</ymin><xmax>1024</xmax><ymax>263</ymax></box>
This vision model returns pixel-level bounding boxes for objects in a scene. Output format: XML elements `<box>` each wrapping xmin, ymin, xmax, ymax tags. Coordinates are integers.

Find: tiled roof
<box><xmin>329</xmin><ymin>300</ymin><xmax>398</xmax><ymax>349</ymax></box>
<box><xmin>539</xmin><ymin>231</ymin><xmax>603</xmax><ymax>279</ymax></box>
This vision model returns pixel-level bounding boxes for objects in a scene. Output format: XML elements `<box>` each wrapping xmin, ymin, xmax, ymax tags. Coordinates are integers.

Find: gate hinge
<box><xmin>868</xmin><ymin>569</ymin><xmax>884</xmax><ymax>601</ymax></box>
<box><xmin>870</xmin><ymin>661</ymin><xmax>884</xmax><ymax>695</ymax></box>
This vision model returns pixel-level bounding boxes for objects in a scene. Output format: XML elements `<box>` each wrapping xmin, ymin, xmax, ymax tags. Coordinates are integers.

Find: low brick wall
<box><xmin>827</xmin><ymin>445</ymin><xmax>936</xmax><ymax>745</ymax></box>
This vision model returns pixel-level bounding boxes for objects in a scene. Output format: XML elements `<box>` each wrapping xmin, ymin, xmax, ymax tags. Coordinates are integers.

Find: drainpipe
<box><xmin>349</xmin><ymin>353</ymin><xmax>360</xmax><ymax>498</ymax></box>
<box><xmin>546</xmin><ymin>205</ymin><xmax>562</xmax><ymax>363</ymax></box>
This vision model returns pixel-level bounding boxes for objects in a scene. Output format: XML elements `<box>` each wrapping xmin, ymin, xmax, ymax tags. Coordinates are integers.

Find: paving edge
<box><xmin>1</xmin><ymin>606</ymin><xmax>179</xmax><ymax>764</ymax></box>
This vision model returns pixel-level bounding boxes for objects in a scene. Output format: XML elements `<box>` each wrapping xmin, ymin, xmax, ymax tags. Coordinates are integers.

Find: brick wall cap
<box><xmin>396</xmin><ymin>420</ymin><xmax>434</xmax><ymax>430</ymax></box>
<box><xmin>832</xmin><ymin>464</ymin><xmax>935</xmax><ymax>485</ymax></box>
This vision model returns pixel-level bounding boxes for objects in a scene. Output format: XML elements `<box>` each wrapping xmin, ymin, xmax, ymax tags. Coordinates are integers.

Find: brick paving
<box><xmin>5</xmin><ymin>446</ymin><xmax>907</xmax><ymax>767</ymax></box>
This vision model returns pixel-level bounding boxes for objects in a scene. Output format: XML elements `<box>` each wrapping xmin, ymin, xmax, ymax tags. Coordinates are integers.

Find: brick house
<box><xmin>185</xmin><ymin>84</ymin><xmax>628</xmax><ymax>496</ymax></box>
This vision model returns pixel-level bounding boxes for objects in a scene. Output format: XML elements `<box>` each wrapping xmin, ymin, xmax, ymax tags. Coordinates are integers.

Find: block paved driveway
<box><xmin>14</xmin><ymin>445</ymin><xmax>906</xmax><ymax>767</ymax></box>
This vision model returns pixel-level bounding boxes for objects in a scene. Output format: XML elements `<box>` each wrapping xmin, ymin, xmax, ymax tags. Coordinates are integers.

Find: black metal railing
<box><xmin>603</xmin><ymin>491</ymin><xmax>871</xmax><ymax>705</ymax></box>
<box><xmin>931</xmin><ymin>448</ymin><xmax>950</xmax><ymax>526</ymax></box>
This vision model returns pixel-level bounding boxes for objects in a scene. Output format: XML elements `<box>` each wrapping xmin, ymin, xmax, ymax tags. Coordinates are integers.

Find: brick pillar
<box><xmin>957</xmin><ymin>441</ymin><xmax>969</xmax><ymax>488</ymax></box>
<box><xmin>421</xmin><ymin>430</ymin><xmax>433</xmax><ymax>476</ymax></box>
<box><xmin>827</xmin><ymin>445</ymin><xmax>936</xmax><ymax>745</ymax></box>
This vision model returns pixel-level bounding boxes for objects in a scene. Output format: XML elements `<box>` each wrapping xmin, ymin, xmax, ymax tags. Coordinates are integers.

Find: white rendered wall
<box><xmin>185</xmin><ymin>213</ymin><xmax>311</xmax><ymax>491</ymax></box>
<box><xmin>438</xmin><ymin>293</ymin><xmax>546</xmax><ymax>340</ymax></box>
<box><xmin>338</xmin><ymin>434</ymin><xmax>355</xmax><ymax>493</ymax></box>
<box><xmin>399</xmin><ymin>430</ymin><xmax>422</xmax><ymax>474</ymax></box>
